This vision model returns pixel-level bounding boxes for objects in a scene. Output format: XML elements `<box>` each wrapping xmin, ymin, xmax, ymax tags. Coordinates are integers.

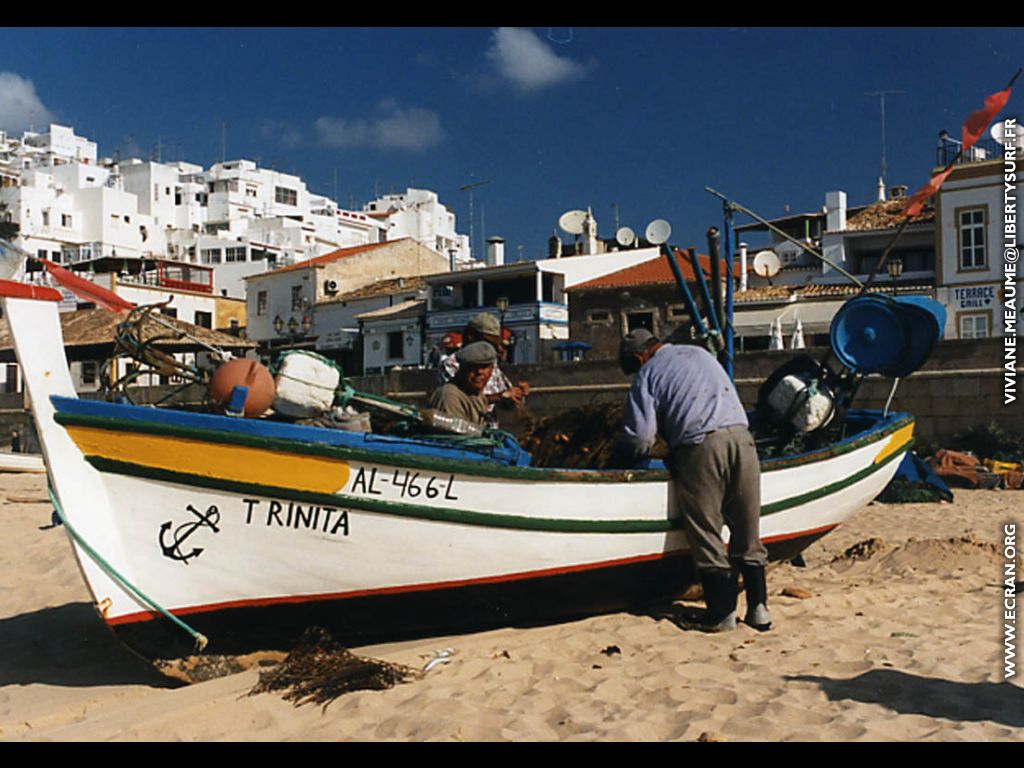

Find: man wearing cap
<box><xmin>427</xmin><ymin>341</ymin><xmax>498</xmax><ymax>427</ymax></box>
<box><xmin>612</xmin><ymin>329</ymin><xmax>770</xmax><ymax>634</ymax></box>
<box><xmin>437</xmin><ymin>312</ymin><xmax>530</xmax><ymax>423</ymax></box>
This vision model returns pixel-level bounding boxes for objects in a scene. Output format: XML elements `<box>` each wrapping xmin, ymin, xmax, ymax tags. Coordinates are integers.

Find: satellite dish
<box><xmin>644</xmin><ymin>219</ymin><xmax>672</xmax><ymax>245</ymax></box>
<box><xmin>752</xmin><ymin>250</ymin><xmax>781</xmax><ymax>279</ymax></box>
<box><xmin>558</xmin><ymin>209</ymin><xmax>587</xmax><ymax>235</ymax></box>
<box><xmin>615</xmin><ymin>226</ymin><xmax>636</xmax><ymax>248</ymax></box>
<box><xmin>991</xmin><ymin>120</ymin><xmax>1024</xmax><ymax>150</ymax></box>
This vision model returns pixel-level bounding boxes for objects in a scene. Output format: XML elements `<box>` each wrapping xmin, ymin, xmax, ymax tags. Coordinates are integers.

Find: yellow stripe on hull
<box><xmin>65</xmin><ymin>425</ymin><xmax>350</xmax><ymax>493</ymax></box>
<box><xmin>873</xmin><ymin>423</ymin><xmax>914</xmax><ymax>465</ymax></box>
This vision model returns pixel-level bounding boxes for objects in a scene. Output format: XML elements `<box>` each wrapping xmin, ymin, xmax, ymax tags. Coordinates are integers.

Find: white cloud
<box><xmin>485</xmin><ymin>27</ymin><xmax>588</xmax><ymax>91</ymax></box>
<box><xmin>0</xmin><ymin>72</ymin><xmax>57</xmax><ymax>134</ymax></box>
<box><xmin>261</xmin><ymin>120</ymin><xmax>304</xmax><ymax>148</ymax></box>
<box><xmin>315</xmin><ymin>101</ymin><xmax>443</xmax><ymax>151</ymax></box>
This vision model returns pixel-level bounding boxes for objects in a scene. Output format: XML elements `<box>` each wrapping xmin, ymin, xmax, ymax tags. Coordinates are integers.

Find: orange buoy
<box><xmin>208</xmin><ymin>358</ymin><xmax>275</xmax><ymax>417</ymax></box>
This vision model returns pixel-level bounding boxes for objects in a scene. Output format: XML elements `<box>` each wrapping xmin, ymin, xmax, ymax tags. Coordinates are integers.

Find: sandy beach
<box><xmin>1</xmin><ymin>469</ymin><xmax>1022</xmax><ymax>742</ymax></box>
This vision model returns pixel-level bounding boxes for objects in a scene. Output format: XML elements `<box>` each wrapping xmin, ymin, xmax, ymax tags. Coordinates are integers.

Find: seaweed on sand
<box><xmin>249</xmin><ymin>626</ymin><xmax>421</xmax><ymax>709</ymax></box>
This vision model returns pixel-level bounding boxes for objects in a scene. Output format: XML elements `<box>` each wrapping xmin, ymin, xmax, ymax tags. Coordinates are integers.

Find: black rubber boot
<box><xmin>741</xmin><ymin>563</ymin><xmax>772</xmax><ymax>631</ymax></box>
<box><xmin>697</xmin><ymin>569</ymin><xmax>738</xmax><ymax>632</ymax></box>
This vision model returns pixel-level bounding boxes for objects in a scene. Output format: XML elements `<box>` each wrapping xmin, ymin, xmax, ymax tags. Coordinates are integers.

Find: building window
<box><xmin>257</xmin><ymin>291</ymin><xmax>267</xmax><ymax>316</ymax></box>
<box><xmin>81</xmin><ymin>361</ymin><xmax>98</xmax><ymax>385</ymax></box>
<box><xmin>36</xmin><ymin>249</ymin><xmax>48</xmax><ymax>261</ymax></box>
<box><xmin>160</xmin><ymin>307</ymin><xmax>178</xmax><ymax>319</ymax></box>
<box><xmin>201</xmin><ymin>248</ymin><xmax>222</xmax><ymax>264</ymax></box>
<box><xmin>41</xmin><ymin>210</ymin><xmax>49</xmax><ymax>226</ymax></box>
<box><xmin>387</xmin><ymin>331</ymin><xmax>404</xmax><ymax>360</ymax></box>
<box><xmin>667</xmin><ymin>305</ymin><xmax>689</xmax><ymax>321</ymax></box>
<box><xmin>291</xmin><ymin>285</ymin><xmax>303</xmax><ymax>310</ymax></box>
<box><xmin>275</xmin><ymin>186</ymin><xmax>298</xmax><ymax>206</ymax></box>
<box><xmin>61</xmin><ymin>213</ymin><xmax>72</xmax><ymax>227</ymax></box>
<box><xmin>225</xmin><ymin>246</ymin><xmax>246</xmax><ymax>262</ymax></box>
<box><xmin>958</xmin><ymin>208</ymin><xmax>986</xmax><ymax>270</ymax></box>
<box><xmin>194</xmin><ymin>311</ymin><xmax>212</xmax><ymax>329</ymax></box>
<box><xmin>585</xmin><ymin>309</ymin><xmax>613</xmax><ymax>325</ymax></box>
<box><xmin>625</xmin><ymin>310</ymin><xmax>656</xmax><ymax>334</ymax></box>
<box><xmin>959</xmin><ymin>312</ymin><xmax>990</xmax><ymax>339</ymax></box>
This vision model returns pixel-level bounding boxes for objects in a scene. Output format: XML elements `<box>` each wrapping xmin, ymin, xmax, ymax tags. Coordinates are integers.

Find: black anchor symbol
<box><xmin>159</xmin><ymin>504</ymin><xmax>221</xmax><ymax>564</ymax></box>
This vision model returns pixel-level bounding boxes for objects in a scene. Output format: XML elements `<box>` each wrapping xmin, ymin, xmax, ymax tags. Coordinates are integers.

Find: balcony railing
<box><xmin>936</xmin><ymin>136</ymin><xmax>1004</xmax><ymax>167</ymax></box>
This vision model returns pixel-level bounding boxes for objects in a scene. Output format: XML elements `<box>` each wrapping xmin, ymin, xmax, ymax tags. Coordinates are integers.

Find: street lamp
<box><xmin>887</xmin><ymin>257</ymin><xmax>903</xmax><ymax>295</ymax></box>
<box><xmin>273</xmin><ymin>315</ymin><xmax>284</xmax><ymax>335</ymax></box>
<box><xmin>287</xmin><ymin>316</ymin><xmax>299</xmax><ymax>336</ymax></box>
<box><xmin>301</xmin><ymin>314</ymin><xmax>313</xmax><ymax>335</ymax></box>
<box><xmin>495</xmin><ymin>295</ymin><xmax>509</xmax><ymax>330</ymax></box>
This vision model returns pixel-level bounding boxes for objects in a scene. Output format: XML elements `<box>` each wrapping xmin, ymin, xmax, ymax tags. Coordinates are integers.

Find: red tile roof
<box><xmin>262</xmin><ymin>238</ymin><xmax>409</xmax><ymax>275</ymax></box>
<box><xmin>568</xmin><ymin>250</ymin><xmax>748</xmax><ymax>292</ymax></box>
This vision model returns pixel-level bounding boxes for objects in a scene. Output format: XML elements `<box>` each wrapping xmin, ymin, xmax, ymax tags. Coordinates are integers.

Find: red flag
<box><xmin>43</xmin><ymin>260</ymin><xmax>135</xmax><ymax>313</ymax></box>
<box><xmin>962</xmin><ymin>87</ymin><xmax>1012</xmax><ymax>151</ymax></box>
<box><xmin>902</xmin><ymin>165</ymin><xmax>955</xmax><ymax>218</ymax></box>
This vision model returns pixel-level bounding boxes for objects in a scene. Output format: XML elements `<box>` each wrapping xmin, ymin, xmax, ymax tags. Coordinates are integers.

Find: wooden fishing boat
<box><xmin>0</xmin><ymin>278</ymin><xmax>915</xmax><ymax>662</ymax></box>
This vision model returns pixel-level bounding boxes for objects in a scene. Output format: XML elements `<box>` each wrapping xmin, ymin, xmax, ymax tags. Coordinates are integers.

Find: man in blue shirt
<box><xmin>614</xmin><ymin>329</ymin><xmax>770</xmax><ymax>633</ymax></box>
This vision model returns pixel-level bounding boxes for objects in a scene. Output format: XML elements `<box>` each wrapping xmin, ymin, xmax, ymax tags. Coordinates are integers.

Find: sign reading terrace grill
<box><xmin>953</xmin><ymin>284</ymin><xmax>997</xmax><ymax>309</ymax></box>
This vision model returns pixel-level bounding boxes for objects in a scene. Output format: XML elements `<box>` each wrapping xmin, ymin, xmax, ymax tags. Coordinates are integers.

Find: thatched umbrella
<box><xmin>0</xmin><ymin>307</ymin><xmax>255</xmax><ymax>363</ymax></box>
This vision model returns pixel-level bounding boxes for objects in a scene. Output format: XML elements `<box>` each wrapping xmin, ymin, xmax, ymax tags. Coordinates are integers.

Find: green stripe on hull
<box><xmin>85</xmin><ymin>443</ymin><xmax>908</xmax><ymax>534</ymax></box>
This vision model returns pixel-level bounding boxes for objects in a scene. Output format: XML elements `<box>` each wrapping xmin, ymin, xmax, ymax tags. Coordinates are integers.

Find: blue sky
<box><xmin>0</xmin><ymin>27</ymin><xmax>1020</xmax><ymax>259</ymax></box>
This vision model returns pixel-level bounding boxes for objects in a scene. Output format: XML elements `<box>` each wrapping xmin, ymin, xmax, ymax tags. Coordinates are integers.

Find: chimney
<box><xmin>486</xmin><ymin>236</ymin><xmax>505</xmax><ymax>267</ymax></box>
<box><xmin>825</xmin><ymin>190</ymin><xmax>847</xmax><ymax>232</ymax></box>
<box><xmin>548</xmin><ymin>229</ymin><xmax>562</xmax><ymax>259</ymax></box>
<box><xmin>581</xmin><ymin>208</ymin><xmax>598</xmax><ymax>255</ymax></box>
<box><xmin>889</xmin><ymin>184</ymin><xmax>908</xmax><ymax>200</ymax></box>
<box><xmin>877</xmin><ymin>177</ymin><xmax>886</xmax><ymax>202</ymax></box>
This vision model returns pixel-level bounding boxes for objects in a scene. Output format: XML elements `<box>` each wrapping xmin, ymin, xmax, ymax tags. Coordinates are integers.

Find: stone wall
<box><xmin>350</xmin><ymin>338</ymin><xmax>1022</xmax><ymax>444</ymax></box>
<box><xmin>3</xmin><ymin>339</ymin><xmax>1016</xmax><ymax>452</ymax></box>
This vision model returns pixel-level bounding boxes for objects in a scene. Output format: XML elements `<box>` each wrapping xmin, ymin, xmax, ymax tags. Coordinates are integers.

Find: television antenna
<box><xmin>459</xmin><ymin>179</ymin><xmax>492</xmax><ymax>260</ymax></box>
<box><xmin>865</xmin><ymin>90</ymin><xmax>905</xmax><ymax>187</ymax></box>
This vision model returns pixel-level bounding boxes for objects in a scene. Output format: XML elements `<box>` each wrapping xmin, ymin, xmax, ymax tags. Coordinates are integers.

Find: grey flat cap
<box><xmin>620</xmin><ymin>328</ymin><xmax>656</xmax><ymax>356</ymax></box>
<box><xmin>467</xmin><ymin>312</ymin><xmax>501</xmax><ymax>336</ymax></box>
<box><xmin>456</xmin><ymin>340</ymin><xmax>498</xmax><ymax>366</ymax></box>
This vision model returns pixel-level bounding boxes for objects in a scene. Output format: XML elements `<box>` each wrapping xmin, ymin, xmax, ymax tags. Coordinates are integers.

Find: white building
<box><xmin>364</xmin><ymin>188</ymin><xmax>472</xmax><ymax>266</ymax></box>
<box><xmin>934</xmin><ymin>157</ymin><xmax>1016</xmax><ymax>339</ymax></box>
<box><xmin>2</xmin><ymin>125</ymin><xmax>466</xmax><ymax>301</ymax></box>
<box><xmin>424</xmin><ymin>244</ymin><xmax>664</xmax><ymax>364</ymax></box>
<box><xmin>245</xmin><ymin>238</ymin><xmax>448</xmax><ymax>349</ymax></box>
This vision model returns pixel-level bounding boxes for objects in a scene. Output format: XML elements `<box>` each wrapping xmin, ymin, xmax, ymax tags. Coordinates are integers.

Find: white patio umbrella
<box><xmin>790</xmin><ymin>318</ymin><xmax>806</xmax><ymax>349</ymax></box>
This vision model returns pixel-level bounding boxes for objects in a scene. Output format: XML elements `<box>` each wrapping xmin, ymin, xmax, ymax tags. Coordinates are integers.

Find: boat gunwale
<box><xmin>82</xmin><ymin>439</ymin><xmax>909</xmax><ymax>532</ymax></box>
<box><xmin>52</xmin><ymin>396</ymin><xmax>914</xmax><ymax>483</ymax></box>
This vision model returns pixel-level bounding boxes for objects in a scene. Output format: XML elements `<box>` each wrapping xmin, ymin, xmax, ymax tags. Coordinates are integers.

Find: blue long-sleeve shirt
<box><xmin>623</xmin><ymin>344</ymin><xmax>748</xmax><ymax>456</ymax></box>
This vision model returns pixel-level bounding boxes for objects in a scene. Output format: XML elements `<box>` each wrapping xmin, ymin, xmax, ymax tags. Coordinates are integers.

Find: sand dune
<box><xmin>1</xmin><ymin>470</ymin><xmax>1022</xmax><ymax>741</ymax></box>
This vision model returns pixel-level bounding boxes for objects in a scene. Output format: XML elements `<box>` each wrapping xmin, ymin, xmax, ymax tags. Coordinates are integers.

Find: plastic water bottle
<box><xmin>420</xmin><ymin>409</ymin><xmax>484</xmax><ymax>437</ymax></box>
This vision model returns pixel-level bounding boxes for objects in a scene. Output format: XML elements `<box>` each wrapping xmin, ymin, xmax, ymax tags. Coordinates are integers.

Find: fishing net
<box><xmin>249</xmin><ymin>627</ymin><xmax>421</xmax><ymax>709</ymax></box>
<box><xmin>514</xmin><ymin>401</ymin><xmax>667</xmax><ymax>469</ymax></box>
<box><xmin>875</xmin><ymin>478</ymin><xmax>953</xmax><ymax>504</ymax></box>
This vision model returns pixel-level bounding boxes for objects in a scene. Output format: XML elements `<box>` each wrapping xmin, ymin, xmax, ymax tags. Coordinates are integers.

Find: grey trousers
<box><xmin>667</xmin><ymin>425</ymin><xmax>767</xmax><ymax>573</ymax></box>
